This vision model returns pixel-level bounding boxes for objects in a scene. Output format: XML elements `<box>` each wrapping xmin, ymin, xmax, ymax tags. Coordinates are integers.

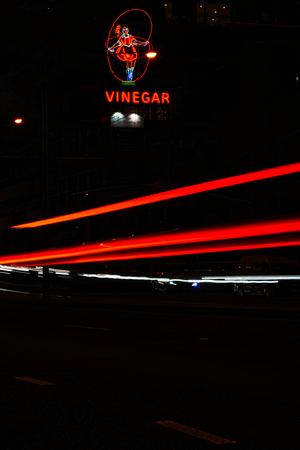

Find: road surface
<box><xmin>0</xmin><ymin>291</ymin><xmax>299</xmax><ymax>449</ymax></box>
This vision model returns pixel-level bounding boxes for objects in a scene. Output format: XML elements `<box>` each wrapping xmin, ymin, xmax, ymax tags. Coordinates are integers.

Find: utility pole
<box><xmin>42</xmin><ymin>83</ymin><xmax>49</xmax><ymax>299</ymax></box>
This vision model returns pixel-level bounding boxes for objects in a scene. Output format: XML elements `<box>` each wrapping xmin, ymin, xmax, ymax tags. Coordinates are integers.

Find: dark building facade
<box><xmin>1</xmin><ymin>1</ymin><xmax>300</xmax><ymax>263</ymax></box>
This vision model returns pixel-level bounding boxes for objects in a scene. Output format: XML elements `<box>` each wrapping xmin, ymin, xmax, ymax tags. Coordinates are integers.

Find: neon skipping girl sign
<box><xmin>105</xmin><ymin>9</ymin><xmax>156</xmax><ymax>83</ymax></box>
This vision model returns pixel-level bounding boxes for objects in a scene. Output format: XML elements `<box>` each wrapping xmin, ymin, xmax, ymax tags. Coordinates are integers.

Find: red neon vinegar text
<box><xmin>105</xmin><ymin>91</ymin><xmax>170</xmax><ymax>104</ymax></box>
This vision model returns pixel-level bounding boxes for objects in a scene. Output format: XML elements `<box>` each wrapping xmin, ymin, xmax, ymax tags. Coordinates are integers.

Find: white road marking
<box><xmin>0</xmin><ymin>287</ymin><xmax>30</xmax><ymax>294</ymax></box>
<box><xmin>14</xmin><ymin>376</ymin><xmax>54</xmax><ymax>386</ymax></box>
<box><xmin>155</xmin><ymin>421</ymin><xmax>236</xmax><ymax>444</ymax></box>
<box><xmin>63</xmin><ymin>324</ymin><xmax>111</xmax><ymax>331</ymax></box>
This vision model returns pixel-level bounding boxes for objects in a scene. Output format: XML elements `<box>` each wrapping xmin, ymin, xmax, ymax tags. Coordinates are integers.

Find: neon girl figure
<box><xmin>108</xmin><ymin>25</ymin><xmax>149</xmax><ymax>82</ymax></box>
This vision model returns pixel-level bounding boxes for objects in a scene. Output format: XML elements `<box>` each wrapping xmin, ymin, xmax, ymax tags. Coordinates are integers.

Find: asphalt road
<box><xmin>0</xmin><ymin>290</ymin><xmax>299</xmax><ymax>450</ymax></box>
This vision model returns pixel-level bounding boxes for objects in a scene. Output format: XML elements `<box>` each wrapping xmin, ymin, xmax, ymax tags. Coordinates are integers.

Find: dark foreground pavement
<box><xmin>0</xmin><ymin>285</ymin><xmax>299</xmax><ymax>449</ymax></box>
<box><xmin>1</xmin><ymin>285</ymin><xmax>300</xmax><ymax>319</ymax></box>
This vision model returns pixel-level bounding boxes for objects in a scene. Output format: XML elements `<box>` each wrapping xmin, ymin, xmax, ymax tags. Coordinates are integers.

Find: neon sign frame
<box><xmin>105</xmin><ymin>9</ymin><xmax>154</xmax><ymax>83</ymax></box>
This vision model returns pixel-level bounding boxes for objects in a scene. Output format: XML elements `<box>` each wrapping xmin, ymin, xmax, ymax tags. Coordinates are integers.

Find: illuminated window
<box><xmin>164</xmin><ymin>1</ymin><xmax>172</xmax><ymax>23</ymax></box>
<box><xmin>110</xmin><ymin>112</ymin><xmax>144</xmax><ymax>128</ymax></box>
<box><xmin>196</xmin><ymin>3</ymin><xmax>231</xmax><ymax>25</ymax></box>
<box><xmin>128</xmin><ymin>113</ymin><xmax>143</xmax><ymax>126</ymax></box>
<box><xmin>111</xmin><ymin>112</ymin><xmax>124</xmax><ymax>127</ymax></box>
<box><xmin>156</xmin><ymin>106</ymin><xmax>167</xmax><ymax>121</ymax></box>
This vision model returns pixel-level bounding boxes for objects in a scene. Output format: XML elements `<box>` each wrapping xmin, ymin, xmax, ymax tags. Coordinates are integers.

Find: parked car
<box><xmin>233</xmin><ymin>255</ymin><xmax>300</xmax><ymax>296</ymax></box>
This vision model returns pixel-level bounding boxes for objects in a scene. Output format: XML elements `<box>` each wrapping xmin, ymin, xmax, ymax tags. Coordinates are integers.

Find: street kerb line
<box><xmin>155</xmin><ymin>421</ymin><xmax>237</xmax><ymax>444</ymax></box>
<box><xmin>0</xmin><ymin>287</ymin><xmax>30</xmax><ymax>294</ymax></box>
<box><xmin>14</xmin><ymin>376</ymin><xmax>54</xmax><ymax>386</ymax></box>
<box><xmin>63</xmin><ymin>324</ymin><xmax>111</xmax><ymax>331</ymax></box>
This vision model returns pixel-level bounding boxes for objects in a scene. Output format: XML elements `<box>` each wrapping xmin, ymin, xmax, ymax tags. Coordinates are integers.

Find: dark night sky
<box><xmin>1</xmin><ymin>1</ymin><xmax>300</xmax><ymax>262</ymax></box>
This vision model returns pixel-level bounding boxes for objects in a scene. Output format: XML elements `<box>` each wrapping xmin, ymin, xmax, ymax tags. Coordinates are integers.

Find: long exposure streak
<box><xmin>16</xmin><ymin>238</ymin><xmax>300</xmax><ymax>266</ymax></box>
<box><xmin>3</xmin><ymin>216</ymin><xmax>300</xmax><ymax>265</ymax></box>
<box><xmin>12</xmin><ymin>162</ymin><xmax>300</xmax><ymax>228</ymax></box>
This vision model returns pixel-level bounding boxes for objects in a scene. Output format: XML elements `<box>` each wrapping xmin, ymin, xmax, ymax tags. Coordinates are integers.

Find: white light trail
<box><xmin>2</xmin><ymin>265</ymin><xmax>300</xmax><ymax>286</ymax></box>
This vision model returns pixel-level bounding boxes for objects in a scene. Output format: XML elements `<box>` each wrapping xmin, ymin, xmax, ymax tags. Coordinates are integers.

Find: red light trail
<box><xmin>16</xmin><ymin>237</ymin><xmax>300</xmax><ymax>266</ymax></box>
<box><xmin>3</xmin><ymin>216</ymin><xmax>300</xmax><ymax>266</ymax></box>
<box><xmin>11</xmin><ymin>162</ymin><xmax>300</xmax><ymax>229</ymax></box>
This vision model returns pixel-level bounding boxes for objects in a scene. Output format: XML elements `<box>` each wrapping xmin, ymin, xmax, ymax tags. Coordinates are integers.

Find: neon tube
<box><xmin>105</xmin><ymin>9</ymin><xmax>153</xmax><ymax>83</ymax></box>
<box><xmin>12</xmin><ymin>162</ymin><xmax>300</xmax><ymax>228</ymax></box>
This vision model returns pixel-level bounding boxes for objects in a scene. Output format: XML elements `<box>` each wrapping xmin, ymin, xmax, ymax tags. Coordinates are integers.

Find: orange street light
<box><xmin>14</xmin><ymin>118</ymin><xmax>23</xmax><ymax>124</ymax></box>
<box><xmin>146</xmin><ymin>51</ymin><xmax>157</xmax><ymax>58</ymax></box>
